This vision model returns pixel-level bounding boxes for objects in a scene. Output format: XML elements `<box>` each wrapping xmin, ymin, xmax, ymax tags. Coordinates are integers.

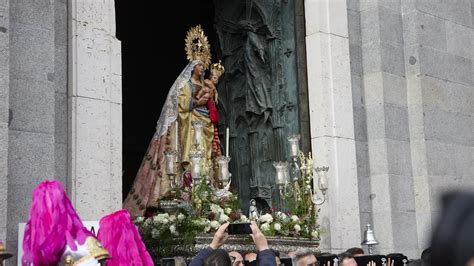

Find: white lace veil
<box><xmin>153</xmin><ymin>60</ymin><xmax>200</xmax><ymax>139</ymax></box>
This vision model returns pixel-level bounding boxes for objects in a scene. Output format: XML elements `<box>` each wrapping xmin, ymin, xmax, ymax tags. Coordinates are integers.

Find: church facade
<box><xmin>0</xmin><ymin>0</ymin><xmax>473</xmax><ymax>262</ymax></box>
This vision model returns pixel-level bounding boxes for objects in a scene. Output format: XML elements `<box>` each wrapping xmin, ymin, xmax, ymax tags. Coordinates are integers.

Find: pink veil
<box><xmin>97</xmin><ymin>209</ymin><xmax>154</xmax><ymax>266</ymax></box>
<box><xmin>22</xmin><ymin>180</ymin><xmax>92</xmax><ymax>266</ymax></box>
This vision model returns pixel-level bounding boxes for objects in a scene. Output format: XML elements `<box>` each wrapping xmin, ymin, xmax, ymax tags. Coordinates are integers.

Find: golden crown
<box><xmin>185</xmin><ymin>25</ymin><xmax>211</xmax><ymax>69</ymax></box>
<box><xmin>210</xmin><ymin>60</ymin><xmax>225</xmax><ymax>77</ymax></box>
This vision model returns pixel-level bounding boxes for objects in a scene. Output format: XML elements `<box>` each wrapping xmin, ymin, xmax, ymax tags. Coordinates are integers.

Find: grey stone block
<box><xmin>424</xmin><ymin>109</ymin><xmax>473</xmax><ymax>145</ymax></box>
<box><xmin>8</xmin><ymin>130</ymin><xmax>54</xmax><ymax>186</ymax></box>
<box><xmin>382</xmin><ymin>72</ymin><xmax>407</xmax><ymax>107</ymax></box>
<box><xmin>347</xmin><ymin>0</ymin><xmax>359</xmax><ymax>12</ymax></box>
<box><xmin>10</xmin><ymin>0</ymin><xmax>53</xmax><ymax>30</ymax></box>
<box><xmin>348</xmin><ymin>10</ymin><xmax>362</xmax><ymax>45</ymax></box>
<box><xmin>361</xmin><ymin>7</ymin><xmax>381</xmax><ymax>45</ymax></box>
<box><xmin>0</xmin><ymin>123</ymin><xmax>7</xmax><ymax>241</ymax></box>
<box><xmin>55</xmin><ymin>143</ymin><xmax>67</xmax><ymax>184</ymax></box>
<box><xmin>362</xmin><ymin>41</ymin><xmax>382</xmax><ymax>74</ymax></box>
<box><xmin>358</xmin><ymin>175</ymin><xmax>372</xmax><ymax>212</ymax></box>
<box><xmin>356</xmin><ymin>141</ymin><xmax>370</xmax><ymax>177</ymax></box>
<box><xmin>380</xmin><ymin>43</ymin><xmax>406</xmax><ymax>77</ymax></box>
<box><xmin>454</xmin><ymin>145</ymin><xmax>473</xmax><ymax>176</ymax></box>
<box><xmin>379</xmin><ymin>6</ymin><xmax>404</xmax><ymax>46</ymax></box>
<box><xmin>55</xmin><ymin>92</ymin><xmax>67</xmax><ymax>144</ymax></box>
<box><xmin>446</xmin><ymin>21</ymin><xmax>473</xmax><ymax>60</ymax></box>
<box><xmin>55</xmin><ymin>44</ymin><xmax>67</xmax><ymax>93</ymax></box>
<box><xmin>419</xmin><ymin>46</ymin><xmax>473</xmax><ymax>86</ymax></box>
<box><xmin>353</xmin><ymin>106</ymin><xmax>368</xmax><ymax>141</ymax></box>
<box><xmin>351</xmin><ymin>74</ymin><xmax>364</xmax><ymax>107</ymax></box>
<box><xmin>54</xmin><ymin>0</ymin><xmax>67</xmax><ymax>46</ymax></box>
<box><xmin>350</xmin><ymin>44</ymin><xmax>363</xmax><ymax>75</ymax></box>
<box><xmin>403</xmin><ymin>45</ymin><xmax>421</xmax><ymax>77</ymax></box>
<box><xmin>364</xmin><ymin>72</ymin><xmax>384</xmax><ymax>105</ymax></box>
<box><xmin>368</xmin><ymin>140</ymin><xmax>389</xmax><ymax>175</ymax></box>
<box><xmin>9</xmin><ymin>77</ymin><xmax>54</xmax><ymax>133</ymax></box>
<box><xmin>426</xmin><ymin>141</ymin><xmax>457</xmax><ymax>176</ymax></box>
<box><xmin>366</xmin><ymin>104</ymin><xmax>386</xmax><ymax>140</ymax></box>
<box><xmin>392</xmin><ymin>211</ymin><xmax>419</xmax><ymax>250</ymax></box>
<box><xmin>416</xmin><ymin>0</ymin><xmax>472</xmax><ymax>27</ymax></box>
<box><xmin>389</xmin><ymin>175</ymin><xmax>416</xmax><ymax>212</ymax></box>
<box><xmin>417</xmin><ymin>11</ymin><xmax>447</xmax><ymax>51</ymax></box>
<box><xmin>420</xmin><ymin>76</ymin><xmax>473</xmax><ymax>114</ymax></box>
<box><xmin>10</xmin><ymin>22</ymin><xmax>54</xmax><ymax>82</ymax></box>
<box><xmin>386</xmin><ymin>139</ymin><xmax>413</xmax><ymax>176</ymax></box>
<box><xmin>7</xmin><ymin>183</ymin><xmax>36</xmax><ymax>262</ymax></box>
<box><xmin>0</xmin><ymin>73</ymin><xmax>7</xmax><ymax>124</ymax></box>
<box><xmin>384</xmin><ymin>104</ymin><xmax>410</xmax><ymax>141</ymax></box>
<box><xmin>360</xmin><ymin>0</ymin><xmax>401</xmax><ymax>12</ymax></box>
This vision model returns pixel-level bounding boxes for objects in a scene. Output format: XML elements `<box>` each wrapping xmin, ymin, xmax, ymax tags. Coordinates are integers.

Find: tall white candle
<box><xmin>175</xmin><ymin>121</ymin><xmax>179</xmax><ymax>150</ymax></box>
<box><xmin>225</xmin><ymin>127</ymin><xmax>230</xmax><ymax>157</ymax></box>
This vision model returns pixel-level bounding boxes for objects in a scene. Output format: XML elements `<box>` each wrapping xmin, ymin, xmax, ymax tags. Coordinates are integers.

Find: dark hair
<box><xmin>420</xmin><ymin>247</ymin><xmax>431</xmax><ymax>266</ymax></box>
<box><xmin>346</xmin><ymin>247</ymin><xmax>364</xmax><ymax>255</ymax></box>
<box><xmin>430</xmin><ymin>192</ymin><xmax>474</xmax><ymax>266</ymax></box>
<box><xmin>204</xmin><ymin>248</ymin><xmax>232</xmax><ymax>266</ymax></box>
<box><xmin>338</xmin><ymin>252</ymin><xmax>354</xmax><ymax>261</ymax></box>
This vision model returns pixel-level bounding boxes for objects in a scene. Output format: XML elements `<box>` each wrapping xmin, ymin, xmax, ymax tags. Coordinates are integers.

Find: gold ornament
<box><xmin>185</xmin><ymin>25</ymin><xmax>211</xmax><ymax>69</ymax></box>
<box><xmin>210</xmin><ymin>60</ymin><xmax>225</xmax><ymax>77</ymax></box>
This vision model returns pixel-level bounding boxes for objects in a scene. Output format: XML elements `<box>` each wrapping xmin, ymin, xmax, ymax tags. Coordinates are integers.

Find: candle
<box><xmin>175</xmin><ymin>121</ymin><xmax>179</xmax><ymax>150</ymax></box>
<box><xmin>225</xmin><ymin>127</ymin><xmax>230</xmax><ymax>157</ymax></box>
<box><xmin>164</xmin><ymin>150</ymin><xmax>177</xmax><ymax>175</ymax></box>
<box><xmin>287</xmin><ymin>135</ymin><xmax>301</xmax><ymax>158</ymax></box>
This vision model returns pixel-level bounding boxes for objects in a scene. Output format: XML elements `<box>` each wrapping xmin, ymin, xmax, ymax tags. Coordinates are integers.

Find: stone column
<box><xmin>305</xmin><ymin>0</ymin><xmax>362</xmax><ymax>253</ymax></box>
<box><xmin>0</xmin><ymin>0</ymin><xmax>9</xmax><ymax>244</ymax></box>
<box><xmin>7</xmin><ymin>0</ymin><xmax>56</xmax><ymax>260</ymax></box>
<box><xmin>360</xmin><ymin>0</ymin><xmax>419</xmax><ymax>257</ymax></box>
<box><xmin>68</xmin><ymin>0</ymin><xmax>122</xmax><ymax>220</ymax></box>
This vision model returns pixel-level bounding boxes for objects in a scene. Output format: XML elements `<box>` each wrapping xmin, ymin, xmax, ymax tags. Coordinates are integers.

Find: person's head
<box><xmin>420</xmin><ymin>247</ymin><xmax>431</xmax><ymax>266</ymax></box>
<box><xmin>22</xmin><ymin>180</ymin><xmax>102</xmax><ymax>265</ymax></box>
<box><xmin>244</xmin><ymin>252</ymin><xmax>257</xmax><ymax>262</ymax></box>
<box><xmin>287</xmin><ymin>250</ymin><xmax>296</xmax><ymax>258</ymax></box>
<box><xmin>228</xmin><ymin>251</ymin><xmax>244</xmax><ymax>266</ymax></box>
<box><xmin>346</xmin><ymin>247</ymin><xmax>364</xmax><ymax>257</ymax></box>
<box><xmin>97</xmin><ymin>209</ymin><xmax>153</xmax><ymax>266</ymax></box>
<box><xmin>204</xmin><ymin>248</ymin><xmax>232</xmax><ymax>266</ymax></box>
<box><xmin>209</xmin><ymin>73</ymin><xmax>220</xmax><ymax>85</ymax></box>
<box><xmin>338</xmin><ymin>252</ymin><xmax>357</xmax><ymax>266</ymax></box>
<box><xmin>210</xmin><ymin>60</ymin><xmax>224</xmax><ymax>85</ymax></box>
<box><xmin>192</xmin><ymin>61</ymin><xmax>205</xmax><ymax>78</ymax></box>
<box><xmin>293</xmin><ymin>248</ymin><xmax>318</xmax><ymax>266</ymax></box>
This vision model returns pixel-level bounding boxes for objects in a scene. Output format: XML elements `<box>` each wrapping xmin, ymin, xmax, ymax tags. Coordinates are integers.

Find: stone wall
<box><xmin>305</xmin><ymin>0</ymin><xmax>362</xmax><ymax>254</ymax></box>
<box><xmin>0</xmin><ymin>0</ymin><xmax>122</xmax><ymax>263</ymax></box>
<box><xmin>344</xmin><ymin>0</ymin><xmax>473</xmax><ymax>258</ymax></box>
<box><xmin>7</xmin><ymin>0</ymin><xmax>56</xmax><ymax>261</ymax></box>
<box><xmin>0</xmin><ymin>0</ymin><xmax>9</xmax><ymax>246</ymax></box>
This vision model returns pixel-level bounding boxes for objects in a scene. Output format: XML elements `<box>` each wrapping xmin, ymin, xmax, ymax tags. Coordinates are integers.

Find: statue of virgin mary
<box><xmin>123</xmin><ymin>25</ymin><xmax>220</xmax><ymax>217</ymax></box>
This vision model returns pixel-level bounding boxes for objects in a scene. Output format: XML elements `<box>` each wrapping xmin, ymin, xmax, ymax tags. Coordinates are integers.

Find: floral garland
<box><xmin>134</xmin><ymin>153</ymin><xmax>322</xmax><ymax>257</ymax></box>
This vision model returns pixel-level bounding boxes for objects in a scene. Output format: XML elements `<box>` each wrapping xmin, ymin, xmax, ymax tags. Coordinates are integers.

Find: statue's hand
<box><xmin>196</xmin><ymin>94</ymin><xmax>209</xmax><ymax>106</ymax></box>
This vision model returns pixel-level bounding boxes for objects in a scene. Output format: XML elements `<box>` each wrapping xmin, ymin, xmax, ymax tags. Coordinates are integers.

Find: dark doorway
<box><xmin>115</xmin><ymin>1</ymin><xmax>218</xmax><ymax>199</ymax></box>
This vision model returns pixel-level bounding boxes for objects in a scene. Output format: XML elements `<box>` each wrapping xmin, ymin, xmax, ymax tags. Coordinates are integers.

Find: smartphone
<box><xmin>227</xmin><ymin>223</ymin><xmax>252</xmax><ymax>235</ymax></box>
<box><xmin>280</xmin><ymin>258</ymin><xmax>293</xmax><ymax>266</ymax></box>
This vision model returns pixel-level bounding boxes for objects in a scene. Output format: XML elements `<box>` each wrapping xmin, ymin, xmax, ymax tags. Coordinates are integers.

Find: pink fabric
<box><xmin>22</xmin><ymin>180</ymin><xmax>92</xmax><ymax>266</ymax></box>
<box><xmin>98</xmin><ymin>209</ymin><xmax>154</xmax><ymax>266</ymax></box>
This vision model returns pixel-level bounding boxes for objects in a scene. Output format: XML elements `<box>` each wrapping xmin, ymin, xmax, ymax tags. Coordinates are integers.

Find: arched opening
<box><xmin>115</xmin><ymin>1</ymin><xmax>218</xmax><ymax>199</ymax></box>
